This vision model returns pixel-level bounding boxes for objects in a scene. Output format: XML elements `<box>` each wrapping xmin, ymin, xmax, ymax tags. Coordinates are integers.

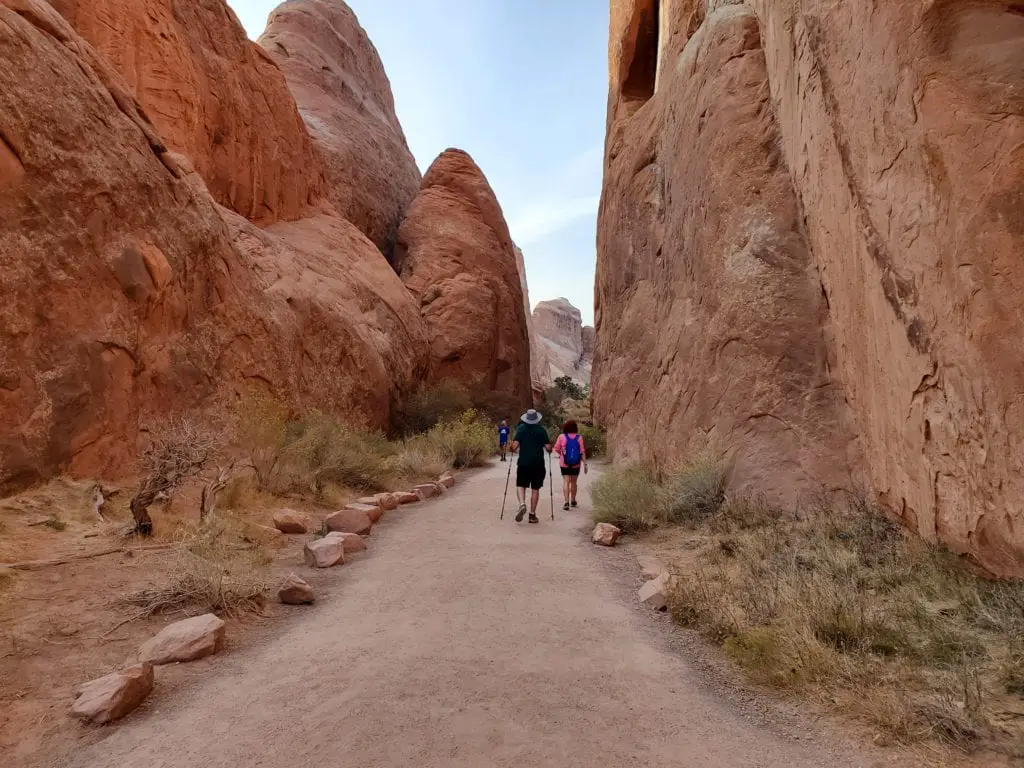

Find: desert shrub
<box><xmin>580</xmin><ymin>424</ymin><xmax>607</xmax><ymax>457</ymax></box>
<box><xmin>554</xmin><ymin>375</ymin><xmax>586</xmax><ymax>401</ymax></box>
<box><xmin>663</xmin><ymin>453</ymin><xmax>727</xmax><ymax>524</ymax></box>
<box><xmin>421</xmin><ymin>410</ymin><xmax>493</xmax><ymax>469</ymax></box>
<box><xmin>470</xmin><ymin>389</ymin><xmax>528</xmax><ymax>425</ymax></box>
<box><xmin>397</xmin><ymin>380</ymin><xmax>472</xmax><ymax>434</ymax></box>
<box><xmin>124</xmin><ymin>517</ymin><xmax>269</xmax><ymax>618</ymax></box>
<box><xmin>274</xmin><ymin>411</ymin><xmax>396</xmax><ymax>497</ymax></box>
<box><xmin>659</xmin><ymin>488</ymin><xmax>1024</xmax><ymax>755</ymax></box>
<box><xmin>388</xmin><ymin>437</ymin><xmax>451</xmax><ymax>481</ymax></box>
<box><xmin>591</xmin><ymin>464</ymin><xmax>666</xmax><ymax>533</ymax></box>
<box><xmin>237</xmin><ymin>386</ymin><xmax>289</xmax><ymax>490</ymax></box>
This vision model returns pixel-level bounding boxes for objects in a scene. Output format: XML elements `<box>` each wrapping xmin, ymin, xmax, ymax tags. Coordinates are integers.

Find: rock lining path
<box><xmin>62</xmin><ymin>462</ymin><xmax>889</xmax><ymax>768</ymax></box>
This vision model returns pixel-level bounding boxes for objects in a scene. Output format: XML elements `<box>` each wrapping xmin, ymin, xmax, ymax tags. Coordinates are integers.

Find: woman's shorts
<box><xmin>560</xmin><ymin>465</ymin><xmax>581</xmax><ymax>477</ymax></box>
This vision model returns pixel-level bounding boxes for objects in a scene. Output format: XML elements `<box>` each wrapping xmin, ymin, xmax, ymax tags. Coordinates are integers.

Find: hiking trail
<box><xmin>61</xmin><ymin>463</ymin><xmax>892</xmax><ymax>768</ymax></box>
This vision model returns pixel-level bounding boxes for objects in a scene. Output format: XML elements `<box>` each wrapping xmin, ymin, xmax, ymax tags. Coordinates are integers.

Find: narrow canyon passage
<box><xmin>61</xmin><ymin>464</ymin><xmax>885</xmax><ymax>768</ymax></box>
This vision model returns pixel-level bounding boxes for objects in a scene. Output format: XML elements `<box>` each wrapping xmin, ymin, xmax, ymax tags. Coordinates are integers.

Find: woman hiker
<box><xmin>509</xmin><ymin>409</ymin><xmax>552</xmax><ymax>524</ymax></box>
<box><xmin>552</xmin><ymin>420</ymin><xmax>587</xmax><ymax>511</ymax></box>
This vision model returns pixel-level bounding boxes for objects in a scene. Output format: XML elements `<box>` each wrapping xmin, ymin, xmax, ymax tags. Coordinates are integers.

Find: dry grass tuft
<box><xmin>657</xmin><ymin>487</ymin><xmax>1024</xmax><ymax>755</ymax></box>
<box><xmin>124</xmin><ymin>516</ymin><xmax>269</xmax><ymax>619</ymax></box>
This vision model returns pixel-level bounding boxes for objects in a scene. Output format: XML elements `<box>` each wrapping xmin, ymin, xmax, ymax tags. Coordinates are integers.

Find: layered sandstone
<box><xmin>49</xmin><ymin>0</ymin><xmax>321</xmax><ymax>225</ymax></box>
<box><xmin>514</xmin><ymin>246</ymin><xmax>552</xmax><ymax>396</ymax></box>
<box><xmin>396</xmin><ymin>150</ymin><xmax>532</xmax><ymax>401</ymax></box>
<box><xmin>534</xmin><ymin>298</ymin><xmax>592</xmax><ymax>386</ymax></box>
<box><xmin>260</xmin><ymin>0</ymin><xmax>421</xmax><ymax>258</ymax></box>
<box><xmin>0</xmin><ymin>0</ymin><xmax>427</xmax><ymax>492</ymax></box>
<box><xmin>597</xmin><ymin>1</ymin><xmax>1024</xmax><ymax>576</ymax></box>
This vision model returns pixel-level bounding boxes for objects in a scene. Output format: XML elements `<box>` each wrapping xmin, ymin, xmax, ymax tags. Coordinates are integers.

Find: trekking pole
<box><xmin>499</xmin><ymin>457</ymin><xmax>513</xmax><ymax>520</ymax></box>
<box><xmin>549</xmin><ymin>451</ymin><xmax>555</xmax><ymax>521</ymax></box>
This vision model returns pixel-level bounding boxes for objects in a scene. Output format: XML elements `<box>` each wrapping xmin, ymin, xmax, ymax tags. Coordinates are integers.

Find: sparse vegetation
<box><xmin>395</xmin><ymin>379</ymin><xmax>473</xmax><ymax>434</ymax></box>
<box><xmin>580</xmin><ymin>424</ymin><xmax>607</xmax><ymax>457</ymax></box>
<box><xmin>624</xmin><ymin>457</ymin><xmax>1024</xmax><ymax>757</ymax></box>
<box><xmin>419</xmin><ymin>409</ymin><xmax>493</xmax><ymax>469</ymax></box>
<box><xmin>130</xmin><ymin>420</ymin><xmax>217</xmax><ymax>535</ymax></box>
<box><xmin>124</xmin><ymin>515</ymin><xmax>270</xmax><ymax>619</ymax></box>
<box><xmin>42</xmin><ymin>516</ymin><xmax>67</xmax><ymax>532</ymax></box>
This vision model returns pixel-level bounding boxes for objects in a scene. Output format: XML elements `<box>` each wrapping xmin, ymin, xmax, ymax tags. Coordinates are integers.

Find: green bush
<box><xmin>274</xmin><ymin>411</ymin><xmax>396</xmax><ymax>496</ymax></box>
<box><xmin>422</xmin><ymin>410</ymin><xmax>494</xmax><ymax>469</ymax></box>
<box><xmin>663</xmin><ymin>453</ymin><xmax>727</xmax><ymax>524</ymax></box>
<box><xmin>388</xmin><ymin>437</ymin><xmax>450</xmax><ymax>481</ymax></box>
<box><xmin>591</xmin><ymin>464</ymin><xmax>666</xmax><ymax>533</ymax></box>
<box><xmin>580</xmin><ymin>424</ymin><xmax>607</xmax><ymax>457</ymax></box>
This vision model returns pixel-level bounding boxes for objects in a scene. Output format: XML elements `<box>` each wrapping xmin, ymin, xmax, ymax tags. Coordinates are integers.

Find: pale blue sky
<box><xmin>228</xmin><ymin>0</ymin><xmax>607</xmax><ymax>324</ymax></box>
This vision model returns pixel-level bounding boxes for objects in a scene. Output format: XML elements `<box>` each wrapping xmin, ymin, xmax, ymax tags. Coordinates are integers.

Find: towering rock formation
<box><xmin>48</xmin><ymin>0</ymin><xmax>321</xmax><ymax>225</ymax></box>
<box><xmin>534</xmin><ymin>299</ymin><xmax>593</xmax><ymax>386</ymax></box>
<box><xmin>0</xmin><ymin>0</ymin><xmax>427</xmax><ymax>491</ymax></box>
<box><xmin>514</xmin><ymin>247</ymin><xmax>552</xmax><ymax>398</ymax></box>
<box><xmin>596</xmin><ymin>1</ymin><xmax>1024</xmax><ymax>576</ymax></box>
<box><xmin>396</xmin><ymin>150</ymin><xmax>532</xmax><ymax>402</ymax></box>
<box><xmin>260</xmin><ymin>0</ymin><xmax>421</xmax><ymax>258</ymax></box>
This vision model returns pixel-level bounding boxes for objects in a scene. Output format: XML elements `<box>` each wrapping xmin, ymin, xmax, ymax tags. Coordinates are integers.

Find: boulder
<box><xmin>592</xmin><ymin>523</ymin><xmax>622</xmax><ymax>547</ymax></box>
<box><xmin>345</xmin><ymin>502</ymin><xmax>383</xmax><ymax>524</ymax></box>
<box><xmin>413</xmin><ymin>484</ymin><xmax>440</xmax><ymax>500</ymax></box>
<box><xmin>303</xmin><ymin>537</ymin><xmax>346</xmax><ymax>569</ymax></box>
<box><xmin>533</xmin><ymin>298</ymin><xmax>591</xmax><ymax>386</ymax></box>
<box><xmin>259</xmin><ymin>0</ymin><xmax>420</xmax><ymax>257</ymax></box>
<box><xmin>326</xmin><ymin>531</ymin><xmax>368</xmax><ymax>554</ymax></box>
<box><xmin>324</xmin><ymin>508</ymin><xmax>373</xmax><ymax>536</ymax></box>
<box><xmin>278</xmin><ymin>573</ymin><xmax>315</xmax><ymax>605</ymax></box>
<box><xmin>273</xmin><ymin>510</ymin><xmax>311</xmax><ymax>535</ymax></box>
<box><xmin>70</xmin><ymin>664</ymin><xmax>154</xmax><ymax>724</ymax></box>
<box><xmin>373</xmin><ymin>492</ymin><xmax>400</xmax><ymax>511</ymax></box>
<box><xmin>0</xmin><ymin>1</ymin><xmax>430</xmax><ymax>494</ymax></box>
<box><xmin>638</xmin><ymin>576</ymin><xmax>668</xmax><ymax>612</ymax></box>
<box><xmin>51</xmin><ymin>0</ymin><xmax>322</xmax><ymax>225</ymax></box>
<box><xmin>138</xmin><ymin>614</ymin><xmax>226</xmax><ymax>665</ymax></box>
<box><xmin>396</xmin><ymin>491</ymin><xmax>420</xmax><ymax>505</ymax></box>
<box><xmin>597</xmin><ymin>0</ymin><xmax>1024</xmax><ymax>577</ymax></box>
<box><xmin>438</xmin><ymin>474</ymin><xmax>456</xmax><ymax>489</ymax></box>
<box><xmin>395</xmin><ymin>149</ymin><xmax>532</xmax><ymax>400</ymax></box>
<box><xmin>637</xmin><ymin>554</ymin><xmax>668</xmax><ymax>582</ymax></box>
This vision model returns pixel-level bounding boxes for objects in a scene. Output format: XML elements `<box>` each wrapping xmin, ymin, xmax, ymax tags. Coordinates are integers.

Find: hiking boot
<box><xmin>570</xmin><ymin>500</ymin><xmax>578</xmax><ymax>508</ymax></box>
<box><xmin>562</xmin><ymin>502</ymin><xmax>570</xmax><ymax>511</ymax></box>
<box><xmin>515</xmin><ymin>504</ymin><xmax>527</xmax><ymax>523</ymax></box>
<box><xmin>528</xmin><ymin>513</ymin><xmax>539</xmax><ymax>524</ymax></box>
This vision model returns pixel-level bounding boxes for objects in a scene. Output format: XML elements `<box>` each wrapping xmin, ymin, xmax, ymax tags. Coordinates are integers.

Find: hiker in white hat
<box><xmin>509</xmin><ymin>409</ymin><xmax>552</xmax><ymax>524</ymax></box>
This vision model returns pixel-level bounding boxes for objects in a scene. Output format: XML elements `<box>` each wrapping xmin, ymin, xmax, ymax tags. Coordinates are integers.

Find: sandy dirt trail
<box><xmin>60</xmin><ymin>462</ymin><xmax>888</xmax><ymax>768</ymax></box>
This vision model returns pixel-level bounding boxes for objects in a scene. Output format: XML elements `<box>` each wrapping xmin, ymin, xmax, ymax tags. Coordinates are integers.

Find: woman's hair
<box><xmin>562</xmin><ymin>420</ymin><xmax>578</xmax><ymax>434</ymax></box>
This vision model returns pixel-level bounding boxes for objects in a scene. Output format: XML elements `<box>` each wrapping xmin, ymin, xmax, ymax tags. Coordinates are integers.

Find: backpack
<box><xmin>563</xmin><ymin>435</ymin><xmax>582</xmax><ymax>466</ymax></box>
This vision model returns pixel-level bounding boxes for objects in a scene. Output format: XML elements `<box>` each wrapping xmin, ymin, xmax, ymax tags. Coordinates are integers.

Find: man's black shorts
<box><xmin>516</xmin><ymin>462</ymin><xmax>546</xmax><ymax>490</ymax></box>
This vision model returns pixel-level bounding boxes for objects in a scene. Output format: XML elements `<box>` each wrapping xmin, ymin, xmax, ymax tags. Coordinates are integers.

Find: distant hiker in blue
<box><xmin>498</xmin><ymin>419</ymin><xmax>511</xmax><ymax>462</ymax></box>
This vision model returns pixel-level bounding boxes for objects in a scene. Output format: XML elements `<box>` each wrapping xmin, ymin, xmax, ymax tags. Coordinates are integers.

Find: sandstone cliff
<box><xmin>0</xmin><ymin>0</ymin><xmax>427</xmax><ymax>491</ymax></box>
<box><xmin>596</xmin><ymin>0</ymin><xmax>1024</xmax><ymax>576</ymax></box>
<box><xmin>534</xmin><ymin>299</ymin><xmax>593</xmax><ymax>386</ymax></box>
<box><xmin>48</xmin><ymin>0</ymin><xmax>321</xmax><ymax>225</ymax></box>
<box><xmin>514</xmin><ymin>247</ymin><xmax>552</xmax><ymax>397</ymax></box>
<box><xmin>260</xmin><ymin>0</ymin><xmax>421</xmax><ymax>258</ymax></box>
<box><xmin>396</xmin><ymin>150</ymin><xmax>532</xmax><ymax>402</ymax></box>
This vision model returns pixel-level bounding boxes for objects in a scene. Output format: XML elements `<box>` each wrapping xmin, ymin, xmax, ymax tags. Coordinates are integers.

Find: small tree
<box><xmin>554</xmin><ymin>375</ymin><xmax>586</xmax><ymax>401</ymax></box>
<box><xmin>130</xmin><ymin>420</ymin><xmax>216</xmax><ymax>535</ymax></box>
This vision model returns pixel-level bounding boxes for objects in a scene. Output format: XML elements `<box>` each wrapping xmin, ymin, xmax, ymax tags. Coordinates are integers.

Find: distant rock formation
<box><xmin>396</xmin><ymin>150</ymin><xmax>532</xmax><ymax>402</ymax></box>
<box><xmin>514</xmin><ymin>247</ymin><xmax>551</xmax><ymax>398</ymax></box>
<box><xmin>48</xmin><ymin>0</ymin><xmax>321</xmax><ymax>225</ymax></box>
<box><xmin>260</xmin><ymin>0</ymin><xmax>421</xmax><ymax>259</ymax></box>
<box><xmin>534</xmin><ymin>299</ymin><xmax>592</xmax><ymax>386</ymax></box>
<box><xmin>595</xmin><ymin>0</ymin><xmax>1024</xmax><ymax>576</ymax></box>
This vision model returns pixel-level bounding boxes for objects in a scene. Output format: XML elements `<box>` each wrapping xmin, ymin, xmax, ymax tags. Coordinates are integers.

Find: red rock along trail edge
<box><xmin>63</xmin><ymin>464</ymin><xmax>887</xmax><ymax>768</ymax></box>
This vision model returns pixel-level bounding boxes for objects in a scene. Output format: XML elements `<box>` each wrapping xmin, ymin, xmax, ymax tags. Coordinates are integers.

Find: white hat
<box><xmin>520</xmin><ymin>409</ymin><xmax>543</xmax><ymax>425</ymax></box>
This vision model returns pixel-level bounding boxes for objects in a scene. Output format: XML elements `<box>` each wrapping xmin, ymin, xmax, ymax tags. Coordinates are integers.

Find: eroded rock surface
<box><xmin>260</xmin><ymin>0</ymin><xmax>420</xmax><ymax>257</ymax></box>
<box><xmin>534</xmin><ymin>298</ymin><xmax>592</xmax><ymax>386</ymax></box>
<box><xmin>50</xmin><ymin>0</ymin><xmax>321</xmax><ymax>224</ymax></box>
<box><xmin>396</xmin><ymin>150</ymin><xmax>532</xmax><ymax>402</ymax></box>
<box><xmin>0</xmin><ymin>0</ymin><xmax>426</xmax><ymax>490</ymax></box>
<box><xmin>596</xmin><ymin>0</ymin><xmax>1024</xmax><ymax>575</ymax></box>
